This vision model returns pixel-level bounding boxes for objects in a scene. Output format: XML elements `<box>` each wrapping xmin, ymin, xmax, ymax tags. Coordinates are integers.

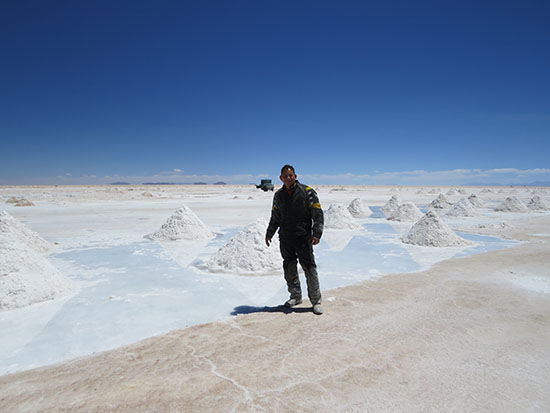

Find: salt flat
<box><xmin>1</xmin><ymin>184</ymin><xmax>549</xmax><ymax>411</ymax></box>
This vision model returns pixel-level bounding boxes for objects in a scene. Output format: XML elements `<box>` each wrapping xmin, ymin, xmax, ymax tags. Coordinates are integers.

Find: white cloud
<box><xmin>488</xmin><ymin>168</ymin><xmax>521</xmax><ymax>173</ymax></box>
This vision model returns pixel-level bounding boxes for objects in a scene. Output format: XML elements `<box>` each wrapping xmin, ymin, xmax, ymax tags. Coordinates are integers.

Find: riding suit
<box><xmin>266</xmin><ymin>181</ymin><xmax>323</xmax><ymax>305</ymax></box>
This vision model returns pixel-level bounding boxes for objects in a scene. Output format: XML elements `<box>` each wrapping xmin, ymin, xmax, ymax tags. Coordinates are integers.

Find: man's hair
<box><xmin>281</xmin><ymin>164</ymin><xmax>295</xmax><ymax>174</ymax></box>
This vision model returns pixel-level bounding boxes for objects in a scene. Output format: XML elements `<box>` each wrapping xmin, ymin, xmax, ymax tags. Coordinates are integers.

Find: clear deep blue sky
<box><xmin>1</xmin><ymin>1</ymin><xmax>549</xmax><ymax>185</ymax></box>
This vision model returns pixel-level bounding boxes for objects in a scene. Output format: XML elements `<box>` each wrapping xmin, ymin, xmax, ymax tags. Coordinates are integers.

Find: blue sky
<box><xmin>1</xmin><ymin>1</ymin><xmax>549</xmax><ymax>185</ymax></box>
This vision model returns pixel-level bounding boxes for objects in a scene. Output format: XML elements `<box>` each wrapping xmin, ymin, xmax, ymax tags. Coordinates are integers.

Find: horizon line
<box><xmin>1</xmin><ymin>168</ymin><xmax>550</xmax><ymax>187</ymax></box>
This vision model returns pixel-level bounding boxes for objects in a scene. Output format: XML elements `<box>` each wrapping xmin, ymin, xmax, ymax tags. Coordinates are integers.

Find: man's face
<box><xmin>280</xmin><ymin>169</ymin><xmax>297</xmax><ymax>188</ymax></box>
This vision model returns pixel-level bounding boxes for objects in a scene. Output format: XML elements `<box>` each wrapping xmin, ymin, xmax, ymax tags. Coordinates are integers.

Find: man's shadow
<box><xmin>231</xmin><ymin>305</ymin><xmax>313</xmax><ymax>315</ymax></box>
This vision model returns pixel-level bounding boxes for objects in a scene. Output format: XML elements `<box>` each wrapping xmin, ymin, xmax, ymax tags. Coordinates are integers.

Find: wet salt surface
<box><xmin>0</xmin><ymin>216</ymin><xmax>519</xmax><ymax>375</ymax></box>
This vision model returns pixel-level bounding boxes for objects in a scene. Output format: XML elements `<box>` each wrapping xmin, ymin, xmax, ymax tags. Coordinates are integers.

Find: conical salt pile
<box><xmin>1</xmin><ymin>211</ymin><xmax>75</xmax><ymax>311</ymax></box>
<box><xmin>347</xmin><ymin>198</ymin><xmax>372</xmax><ymax>217</ymax></box>
<box><xmin>5</xmin><ymin>197</ymin><xmax>21</xmax><ymax>204</ymax></box>
<box><xmin>446</xmin><ymin>188</ymin><xmax>458</xmax><ymax>196</ymax></box>
<box><xmin>387</xmin><ymin>202</ymin><xmax>424</xmax><ymax>222</ymax></box>
<box><xmin>15</xmin><ymin>198</ymin><xmax>34</xmax><ymax>207</ymax></box>
<box><xmin>0</xmin><ymin>210</ymin><xmax>51</xmax><ymax>253</ymax></box>
<box><xmin>325</xmin><ymin>203</ymin><xmax>362</xmax><ymax>229</ymax></box>
<box><xmin>401</xmin><ymin>211</ymin><xmax>473</xmax><ymax>247</ymax></box>
<box><xmin>145</xmin><ymin>205</ymin><xmax>213</xmax><ymax>241</ymax></box>
<box><xmin>494</xmin><ymin>196</ymin><xmax>529</xmax><ymax>213</ymax></box>
<box><xmin>206</xmin><ymin>219</ymin><xmax>281</xmax><ymax>274</ymax></box>
<box><xmin>445</xmin><ymin>198</ymin><xmax>479</xmax><ymax>217</ymax></box>
<box><xmin>429</xmin><ymin>194</ymin><xmax>453</xmax><ymax>209</ymax></box>
<box><xmin>467</xmin><ymin>194</ymin><xmax>484</xmax><ymax>207</ymax></box>
<box><xmin>381</xmin><ymin>195</ymin><xmax>400</xmax><ymax>217</ymax></box>
<box><xmin>527</xmin><ymin>195</ymin><xmax>550</xmax><ymax>211</ymax></box>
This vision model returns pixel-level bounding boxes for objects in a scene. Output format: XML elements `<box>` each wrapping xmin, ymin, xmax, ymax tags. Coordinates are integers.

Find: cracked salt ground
<box><xmin>0</xmin><ymin>221</ymin><xmax>518</xmax><ymax>375</ymax></box>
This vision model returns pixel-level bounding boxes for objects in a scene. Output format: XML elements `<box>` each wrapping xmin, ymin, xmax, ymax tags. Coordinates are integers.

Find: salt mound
<box><xmin>1</xmin><ymin>211</ymin><xmax>75</xmax><ymax>311</ymax></box>
<box><xmin>494</xmin><ymin>196</ymin><xmax>529</xmax><ymax>213</ymax></box>
<box><xmin>145</xmin><ymin>205</ymin><xmax>213</xmax><ymax>241</ymax></box>
<box><xmin>387</xmin><ymin>202</ymin><xmax>424</xmax><ymax>222</ymax></box>
<box><xmin>5</xmin><ymin>197</ymin><xmax>21</xmax><ymax>204</ymax></box>
<box><xmin>0</xmin><ymin>211</ymin><xmax>51</xmax><ymax>253</ymax></box>
<box><xmin>206</xmin><ymin>219</ymin><xmax>281</xmax><ymax>274</ymax></box>
<box><xmin>15</xmin><ymin>198</ymin><xmax>34</xmax><ymax>207</ymax></box>
<box><xmin>325</xmin><ymin>203</ymin><xmax>362</xmax><ymax>229</ymax></box>
<box><xmin>445</xmin><ymin>198</ymin><xmax>479</xmax><ymax>217</ymax></box>
<box><xmin>429</xmin><ymin>194</ymin><xmax>453</xmax><ymax>209</ymax></box>
<box><xmin>401</xmin><ymin>211</ymin><xmax>473</xmax><ymax>247</ymax></box>
<box><xmin>527</xmin><ymin>195</ymin><xmax>550</xmax><ymax>211</ymax></box>
<box><xmin>467</xmin><ymin>194</ymin><xmax>484</xmax><ymax>207</ymax></box>
<box><xmin>458</xmin><ymin>189</ymin><xmax>468</xmax><ymax>195</ymax></box>
<box><xmin>381</xmin><ymin>196</ymin><xmax>400</xmax><ymax>217</ymax></box>
<box><xmin>446</xmin><ymin>188</ymin><xmax>458</xmax><ymax>196</ymax></box>
<box><xmin>347</xmin><ymin>198</ymin><xmax>372</xmax><ymax>217</ymax></box>
<box><xmin>428</xmin><ymin>189</ymin><xmax>439</xmax><ymax>194</ymax></box>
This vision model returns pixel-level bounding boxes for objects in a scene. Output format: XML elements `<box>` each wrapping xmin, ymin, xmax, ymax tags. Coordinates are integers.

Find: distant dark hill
<box><xmin>142</xmin><ymin>182</ymin><xmax>179</xmax><ymax>185</ymax></box>
<box><xmin>140</xmin><ymin>182</ymin><xmax>228</xmax><ymax>185</ymax></box>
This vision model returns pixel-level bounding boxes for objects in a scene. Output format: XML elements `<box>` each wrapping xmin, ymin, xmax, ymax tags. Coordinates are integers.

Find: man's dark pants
<box><xmin>279</xmin><ymin>236</ymin><xmax>321</xmax><ymax>305</ymax></box>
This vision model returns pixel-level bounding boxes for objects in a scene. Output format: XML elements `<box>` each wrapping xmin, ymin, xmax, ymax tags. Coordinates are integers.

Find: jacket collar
<box><xmin>282</xmin><ymin>180</ymin><xmax>299</xmax><ymax>193</ymax></box>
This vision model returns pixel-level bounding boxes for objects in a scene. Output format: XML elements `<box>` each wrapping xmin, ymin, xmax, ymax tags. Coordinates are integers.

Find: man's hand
<box><xmin>265</xmin><ymin>236</ymin><xmax>272</xmax><ymax>247</ymax></box>
<box><xmin>312</xmin><ymin>237</ymin><xmax>320</xmax><ymax>245</ymax></box>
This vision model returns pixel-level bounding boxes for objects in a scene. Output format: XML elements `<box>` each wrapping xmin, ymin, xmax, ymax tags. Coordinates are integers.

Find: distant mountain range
<box><xmin>110</xmin><ymin>182</ymin><xmax>227</xmax><ymax>185</ymax></box>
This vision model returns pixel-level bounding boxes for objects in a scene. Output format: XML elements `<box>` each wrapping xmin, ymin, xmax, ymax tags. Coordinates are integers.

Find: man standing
<box><xmin>265</xmin><ymin>165</ymin><xmax>324</xmax><ymax>315</ymax></box>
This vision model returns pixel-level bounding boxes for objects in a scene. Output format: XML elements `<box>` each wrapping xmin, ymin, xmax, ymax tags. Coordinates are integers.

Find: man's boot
<box><xmin>284</xmin><ymin>298</ymin><xmax>303</xmax><ymax>307</ymax></box>
<box><xmin>312</xmin><ymin>304</ymin><xmax>323</xmax><ymax>315</ymax></box>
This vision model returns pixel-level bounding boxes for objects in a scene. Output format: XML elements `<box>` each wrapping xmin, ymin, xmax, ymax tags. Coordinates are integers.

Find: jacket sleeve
<box><xmin>306</xmin><ymin>187</ymin><xmax>324</xmax><ymax>239</ymax></box>
<box><xmin>266</xmin><ymin>190</ymin><xmax>281</xmax><ymax>239</ymax></box>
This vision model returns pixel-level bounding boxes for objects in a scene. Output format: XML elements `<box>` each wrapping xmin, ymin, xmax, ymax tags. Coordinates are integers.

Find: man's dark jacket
<box><xmin>266</xmin><ymin>181</ymin><xmax>324</xmax><ymax>240</ymax></box>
